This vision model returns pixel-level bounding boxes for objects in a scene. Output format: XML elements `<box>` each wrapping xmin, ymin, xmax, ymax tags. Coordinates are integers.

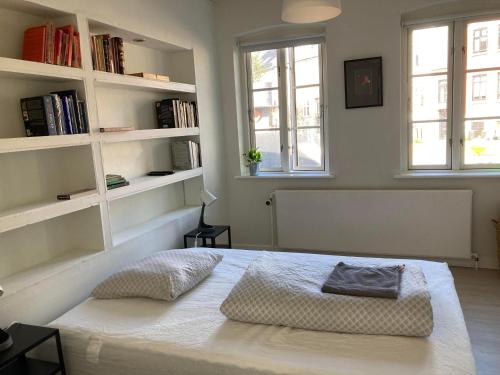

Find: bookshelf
<box><xmin>0</xmin><ymin>2</ymin><xmax>205</xmax><ymax>296</ymax></box>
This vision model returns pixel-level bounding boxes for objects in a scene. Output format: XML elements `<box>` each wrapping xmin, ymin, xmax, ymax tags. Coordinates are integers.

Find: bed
<box><xmin>46</xmin><ymin>249</ymin><xmax>476</xmax><ymax>375</ymax></box>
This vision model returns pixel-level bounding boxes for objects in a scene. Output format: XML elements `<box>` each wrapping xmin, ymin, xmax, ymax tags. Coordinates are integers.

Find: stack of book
<box><xmin>155</xmin><ymin>99</ymin><xmax>198</xmax><ymax>129</ymax></box>
<box><xmin>20</xmin><ymin>90</ymin><xmax>89</xmax><ymax>137</ymax></box>
<box><xmin>106</xmin><ymin>174</ymin><xmax>129</xmax><ymax>190</ymax></box>
<box><xmin>22</xmin><ymin>23</ymin><xmax>81</xmax><ymax>68</ymax></box>
<box><xmin>172</xmin><ymin>141</ymin><xmax>201</xmax><ymax>170</ymax></box>
<box><xmin>90</xmin><ymin>34</ymin><xmax>125</xmax><ymax>74</ymax></box>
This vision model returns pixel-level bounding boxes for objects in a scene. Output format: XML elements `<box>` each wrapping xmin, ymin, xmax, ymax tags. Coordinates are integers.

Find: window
<box><xmin>245</xmin><ymin>42</ymin><xmax>325</xmax><ymax>172</ymax></box>
<box><xmin>497</xmin><ymin>72</ymin><xmax>500</xmax><ymax>99</ymax></box>
<box><xmin>472</xmin><ymin>74</ymin><xmax>487</xmax><ymax>101</ymax></box>
<box><xmin>438</xmin><ymin>79</ymin><xmax>447</xmax><ymax>104</ymax></box>
<box><xmin>406</xmin><ymin>18</ymin><xmax>500</xmax><ymax>170</ymax></box>
<box><xmin>473</xmin><ymin>27</ymin><xmax>488</xmax><ymax>53</ymax></box>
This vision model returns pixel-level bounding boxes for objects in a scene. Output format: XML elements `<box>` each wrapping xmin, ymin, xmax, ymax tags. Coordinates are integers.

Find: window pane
<box><xmin>464</xmin><ymin>119</ymin><xmax>500</xmax><ymax>165</ymax></box>
<box><xmin>296</xmin><ymin>86</ymin><xmax>320</xmax><ymax>127</ymax></box>
<box><xmin>465</xmin><ymin>71</ymin><xmax>500</xmax><ymax>118</ymax></box>
<box><xmin>251</xmin><ymin>50</ymin><xmax>278</xmax><ymax>90</ymax></box>
<box><xmin>253</xmin><ymin>90</ymin><xmax>280</xmax><ymax>129</ymax></box>
<box><xmin>411</xmin><ymin>26</ymin><xmax>448</xmax><ymax>75</ymax></box>
<box><xmin>411</xmin><ymin>122</ymin><xmax>448</xmax><ymax>166</ymax></box>
<box><xmin>411</xmin><ymin>75</ymin><xmax>448</xmax><ymax>121</ymax></box>
<box><xmin>296</xmin><ymin>128</ymin><xmax>322</xmax><ymax>168</ymax></box>
<box><xmin>255</xmin><ymin>130</ymin><xmax>281</xmax><ymax>169</ymax></box>
<box><xmin>466</xmin><ymin>20</ymin><xmax>500</xmax><ymax>70</ymax></box>
<box><xmin>294</xmin><ymin>44</ymin><xmax>319</xmax><ymax>86</ymax></box>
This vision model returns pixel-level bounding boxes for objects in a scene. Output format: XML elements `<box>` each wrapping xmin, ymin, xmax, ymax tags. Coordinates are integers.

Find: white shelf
<box><xmin>0</xmin><ymin>190</ymin><xmax>101</xmax><ymax>234</ymax></box>
<box><xmin>113</xmin><ymin>205</ymin><xmax>200</xmax><ymax>247</ymax></box>
<box><xmin>100</xmin><ymin>127</ymin><xmax>199</xmax><ymax>143</ymax></box>
<box><xmin>106</xmin><ymin>168</ymin><xmax>203</xmax><ymax>201</ymax></box>
<box><xmin>0</xmin><ymin>249</ymin><xmax>101</xmax><ymax>298</ymax></box>
<box><xmin>93</xmin><ymin>71</ymin><xmax>196</xmax><ymax>93</ymax></box>
<box><xmin>0</xmin><ymin>134</ymin><xmax>92</xmax><ymax>154</ymax></box>
<box><xmin>0</xmin><ymin>57</ymin><xmax>85</xmax><ymax>81</ymax></box>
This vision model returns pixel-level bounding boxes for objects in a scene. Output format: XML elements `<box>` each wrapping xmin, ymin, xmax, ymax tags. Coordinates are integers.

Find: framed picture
<box><xmin>344</xmin><ymin>57</ymin><xmax>383</xmax><ymax>109</ymax></box>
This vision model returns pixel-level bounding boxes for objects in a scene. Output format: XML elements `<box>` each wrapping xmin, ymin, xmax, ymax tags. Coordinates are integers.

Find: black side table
<box><xmin>184</xmin><ymin>225</ymin><xmax>232</xmax><ymax>249</ymax></box>
<box><xmin>0</xmin><ymin>323</ymin><xmax>66</xmax><ymax>375</ymax></box>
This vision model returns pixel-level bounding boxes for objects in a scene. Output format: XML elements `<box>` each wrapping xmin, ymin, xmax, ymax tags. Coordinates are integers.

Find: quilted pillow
<box><xmin>220</xmin><ymin>252</ymin><xmax>433</xmax><ymax>337</ymax></box>
<box><xmin>92</xmin><ymin>248</ymin><xmax>223</xmax><ymax>301</ymax></box>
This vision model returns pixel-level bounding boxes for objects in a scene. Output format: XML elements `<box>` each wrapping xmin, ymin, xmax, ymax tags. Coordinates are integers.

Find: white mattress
<box><xmin>48</xmin><ymin>249</ymin><xmax>476</xmax><ymax>375</ymax></box>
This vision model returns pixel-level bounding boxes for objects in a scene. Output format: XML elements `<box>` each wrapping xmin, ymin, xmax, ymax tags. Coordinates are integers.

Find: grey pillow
<box><xmin>92</xmin><ymin>248</ymin><xmax>223</xmax><ymax>301</ymax></box>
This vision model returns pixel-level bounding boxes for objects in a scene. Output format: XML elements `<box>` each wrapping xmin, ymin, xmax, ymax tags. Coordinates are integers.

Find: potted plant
<box><xmin>243</xmin><ymin>147</ymin><xmax>263</xmax><ymax>176</ymax></box>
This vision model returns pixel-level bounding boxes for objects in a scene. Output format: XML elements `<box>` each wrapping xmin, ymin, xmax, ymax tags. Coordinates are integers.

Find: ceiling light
<box><xmin>281</xmin><ymin>0</ymin><xmax>342</xmax><ymax>24</ymax></box>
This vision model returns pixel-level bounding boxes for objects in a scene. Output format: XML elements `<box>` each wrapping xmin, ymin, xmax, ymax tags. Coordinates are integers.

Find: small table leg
<box><xmin>211</xmin><ymin>237</ymin><xmax>216</xmax><ymax>248</ymax></box>
<box><xmin>184</xmin><ymin>236</ymin><xmax>188</xmax><ymax>248</ymax></box>
<box><xmin>228</xmin><ymin>227</ymin><xmax>232</xmax><ymax>249</ymax></box>
<box><xmin>55</xmin><ymin>332</ymin><xmax>67</xmax><ymax>375</ymax></box>
<box><xmin>202</xmin><ymin>238</ymin><xmax>207</xmax><ymax>247</ymax></box>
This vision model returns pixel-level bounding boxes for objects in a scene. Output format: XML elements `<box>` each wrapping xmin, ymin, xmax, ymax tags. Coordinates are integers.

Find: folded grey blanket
<box><xmin>321</xmin><ymin>262</ymin><xmax>404</xmax><ymax>299</ymax></box>
<box><xmin>221</xmin><ymin>252</ymin><xmax>433</xmax><ymax>337</ymax></box>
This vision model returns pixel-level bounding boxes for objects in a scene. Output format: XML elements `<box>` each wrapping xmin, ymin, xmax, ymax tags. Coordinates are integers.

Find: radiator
<box><xmin>273</xmin><ymin>190</ymin><xmax>472</xmax><ymax>259</ymax></box>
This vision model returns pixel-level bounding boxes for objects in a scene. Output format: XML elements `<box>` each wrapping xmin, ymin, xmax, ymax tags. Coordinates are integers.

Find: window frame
<box><xmin>241</xmin><ymin>40</ymin><xmax>328</xmax><ymax>175</ymax></box>
<box><xmin>402</xmin><ymin>15</ymin><xmax>500</xmax><ymax>172</ymax></box>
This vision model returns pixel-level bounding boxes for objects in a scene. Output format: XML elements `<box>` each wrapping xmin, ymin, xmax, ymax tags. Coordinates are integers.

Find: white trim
<box><xmin>394</xmin><ymin>169</ymin><xmax>500</xmax><ymax>178</ymax></box>
<box><xmin>402</xmin><ymin>10</ymin><xmax>500</xmax><ymax>27</ymax></box>
<box><xmin>239</xmin><ymin>36</ymin><xmax>325</xmax><ymax>52</ymax></box>
<box><xmin>235</xmin><ymin>172</ymin><xmax>335</xmax><ymax>180</ymax></box>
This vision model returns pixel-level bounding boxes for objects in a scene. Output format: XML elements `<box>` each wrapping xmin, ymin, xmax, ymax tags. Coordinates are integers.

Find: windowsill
<box><xmin>235</xmin><ymin>172</ymin><xmax>335</xmax><ymax>180</ymax></box>
<box><xmin>394</xmin><ymin>170</ymin><xmax>500</xmax><ymax>179</ymax></box>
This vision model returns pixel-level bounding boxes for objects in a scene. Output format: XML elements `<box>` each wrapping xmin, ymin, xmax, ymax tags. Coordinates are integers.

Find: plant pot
<box><xmin>249</xmin><ymin>163</ymin><xmax>260</xmax><ymax>176</ymax></box>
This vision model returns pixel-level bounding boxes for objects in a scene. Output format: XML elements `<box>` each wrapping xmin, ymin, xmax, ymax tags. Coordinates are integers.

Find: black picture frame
<box><xmin>344</xmin><ymin>57</ymin><xmax>383</xmax><ymax>109</ymax></box>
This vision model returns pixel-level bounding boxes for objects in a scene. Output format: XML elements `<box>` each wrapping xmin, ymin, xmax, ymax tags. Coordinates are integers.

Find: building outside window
<box><xmin>473</xmin><ymin>27</ymin><xmax>488</xmax><ymax>53</ymax></box>
<box><xmin>472</xmin><ymin>74</ymin><xmax>487</xmax><ymax>101</ymax></box>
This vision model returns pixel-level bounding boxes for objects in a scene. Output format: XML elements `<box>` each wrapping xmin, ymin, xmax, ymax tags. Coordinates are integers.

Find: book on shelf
<box><xmin>20</xmin><ymin>91</ymin><xmax>89</xmax><ymax>137</ymax></box>
<box><xmin>20</xmin><ymin>96</ymin><xmax>57</xmax><ymax>137</ymax></box>
<box><xmin>91</xmin><ymin>34</ymin><xmax>125</xmax><ymax>74</ymax></box>
<box><xmin>156</xmin><ymin>99</ymin><xmax>198</xmax><ymax>129</ymax></box>
<box><xmin>172</xmin><ymin>140</ymin><xmax>201</xmax><ymax>170</ymax></box>
<box><xmin>22</xmin><ymin>23</ymin><xmax>81</xmax><ymax>67</ymax></box>
<box><xmin>99</xmin><ymin>127</ymin><xmax>134</xmax><ymax>132</ymax></box>
<box><xmin>106</xmin><ymin>174</ymin><xmax>129</xmax><ymax>190</ymax></box>
<box><xmin>56</xmin><ymin>188</ymin><xmax>95</xmax><ymax>200</ymax></box>
<box><xmin>128</xmin><ymin>72</ymin><xmax>170</xmax><ymax>81</ymax></box>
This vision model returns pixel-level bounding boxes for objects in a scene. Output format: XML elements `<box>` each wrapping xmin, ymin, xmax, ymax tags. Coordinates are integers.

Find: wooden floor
<box><xmin>451</xmin><ymin>267</ymin><xmax>500</xmax><ymax>375</ymax></box>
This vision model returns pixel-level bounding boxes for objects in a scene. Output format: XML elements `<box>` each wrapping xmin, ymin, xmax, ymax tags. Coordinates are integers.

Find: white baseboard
<box><xmin>232</xmin><ymin>243</ymin><xmax>499</xmax><ymax>270</ymax></box>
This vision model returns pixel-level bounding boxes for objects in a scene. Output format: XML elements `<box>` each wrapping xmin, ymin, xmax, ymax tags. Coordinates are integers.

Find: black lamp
<box><xmin>198</xmin><ymin>190</ymin><xmax>217</xmax><ymax>233</ymax></box>
<box><xmin>0</xmin><ymin>286</ymin><xmax>13</xmax><ymax>352</ymax></box>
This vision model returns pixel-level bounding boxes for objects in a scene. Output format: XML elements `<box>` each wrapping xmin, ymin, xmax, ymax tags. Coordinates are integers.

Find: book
<box><xmin>99</xmin><ymin>127</ymin><xmax>134</xmax><ymax>132</ymax></box>
<box><xmin>51</xmin><ymin>90</ymin><xmax>84</xmax><ymax>133</ymax></box>
<box><xmin>20</xmin><ymin>96</ymin><xmax>57</xmax><ymax>137</ymax></box>
<box><xmin>129</xmin><ymin>72</ymin><xmax>170</xmax><ymax>81</ymax></box>
<box><xmin>54</xmin><ymin>29</ymin><xmax>63</xmax><ymax>65</ymax></box>
<box><xmin>91</xmin><ymin>35</ymin><xmax>125</xmax><ymax>74</ymax></box>
<box><xmin>61</xmin><ymin>96</ymin><xmax>74</xmax><ymax>134</ymax></box>
<box><xmin>50</xmin><ymin>94</ymin><xmax>66</xmax><ymax>135</ymax></box>
<box><xmin>72</xmin><ymin>32</ymin><xmax>82</xmax><ymax>68</ymax></box>
<box><xmin>172</xmin><ymin>140</ymin><xmax>201</xmax><ymax>170</ymax></box>
<box><xmin>78</xmin><ymin>100</ymin><xmax>89</xmax><ymax>133</ymax></box>
<box><xmin>156</xmin><ymin>99</ymin><xmax>198</xmax><ymax>129</ymax></box>
<box><xmin>57</xmin><ymin>25</ymin><xmax>74</xmax><ymax>66</ymax></box>
<box><xmin>155</xmin><ymin>99</ymin><xmax>177</xmax><ymax>129</ymax></box>
<box><xmin>107</xmin><ymin>181</ymin><xmax>130</xmax><ymax>190</ymax></box>
<box><xmin>22</xmin><ymin>25</ymin><xmax>47</xmax><ymax>63</ymax></box>
<box><xmin>57</xmin><ymin>188</ymin><xmax>94</xmax><ymax>200</ymax></box>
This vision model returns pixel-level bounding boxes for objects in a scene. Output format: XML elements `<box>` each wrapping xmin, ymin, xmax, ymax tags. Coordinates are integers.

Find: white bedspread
<box><xmin>48</xmin><ymin>249</ymin><xmax>476</xmax><ymax>375</ymax></box>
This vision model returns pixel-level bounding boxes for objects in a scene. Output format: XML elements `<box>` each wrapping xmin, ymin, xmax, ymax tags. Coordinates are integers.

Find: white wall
<box><xmin>0</xmin><ymin>0</ymin><xmax>226</xmax><ymax>326</ymax></box>
<box><xmin>214</xmin><ymin>0</ymin><xmax>500</xmax><ymax>268</ymax></box>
